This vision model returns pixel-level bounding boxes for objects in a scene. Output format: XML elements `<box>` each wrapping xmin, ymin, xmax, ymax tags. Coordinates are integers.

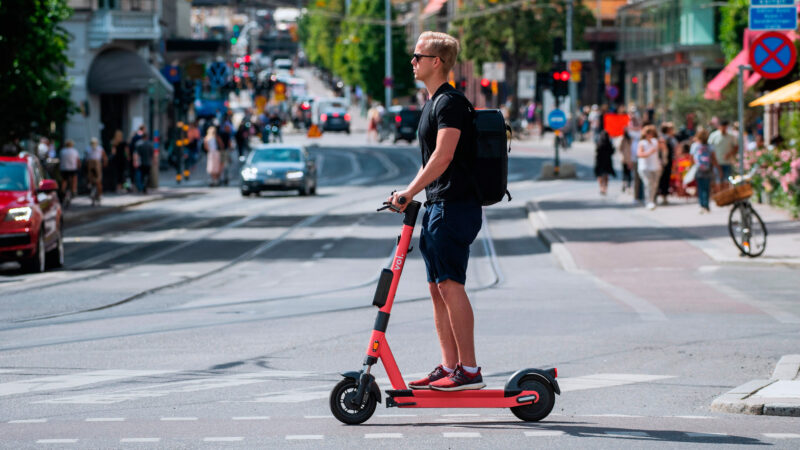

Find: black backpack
<box><xmin>432</xmin><ymin>91</ymin><xmax>511</xmax><ymax>206</ymax></box>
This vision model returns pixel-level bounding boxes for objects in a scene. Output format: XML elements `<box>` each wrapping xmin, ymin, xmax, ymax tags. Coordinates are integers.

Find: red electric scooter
<box><xmin>329</xmin><ymin>198</ymin><xmax>559</xmax><ymax>425</ymax></box>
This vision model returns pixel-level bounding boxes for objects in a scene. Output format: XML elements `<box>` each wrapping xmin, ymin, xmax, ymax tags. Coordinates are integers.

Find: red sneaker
<box><xmin>408</xmin><ymin>365</ymin><xmax>450</xmax><ymax>390</ymax></box>
<box><xmin>429</xmin><ymin>364</ymin><xmax>485</xmax><ymax>391</ymax></box>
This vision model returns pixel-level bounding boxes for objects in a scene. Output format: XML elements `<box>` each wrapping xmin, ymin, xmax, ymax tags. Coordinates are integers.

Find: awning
<box><xmin>749</xmin><ymin>80</ymin><xmax>800</xmax><ymax>106</ymax></box>
<box><xmin>87</xmin><ymin>49</ymin><xmax>173</xmax><ymax>96</ymax></box>
<box><xmin>704</xmin><ymin>49</ymin><xmax>753</xmax><ymax>100</ymax></box>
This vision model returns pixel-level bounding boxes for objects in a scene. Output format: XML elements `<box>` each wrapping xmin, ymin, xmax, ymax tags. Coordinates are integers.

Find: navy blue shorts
<box><xmin>419</xmin><ymin>201</ymin><xmax>482</xmax><ymax>285</ymax></box>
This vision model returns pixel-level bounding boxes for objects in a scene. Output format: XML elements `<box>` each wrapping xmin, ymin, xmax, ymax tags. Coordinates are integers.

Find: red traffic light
<box><xmin>632</xmin><ymin>76</ymin><xmax>639</xmax><ymax>84</ymax></box>
<box><xmin>234</xmin><ymin>62</ymin><xmax>240</xmax><ymax>68</ymax></box>
<box><xmin>480</xmin><ymin>78</ymin><xmax>490</xmax><ymax>88</ymax></box>
<box><xmin>559</xmin><ymin>71</ymin><xmax>570</xmax><ymax>82</ymax></box>
<box><xmin>243</xmin><ymin>55</ymin><xmax>251</xmax><ymax>63</ymax></box>
<box><xmin>552</xmin><ymin>72</ymin><xmax>560</xmax><ymax>81</ymax></box>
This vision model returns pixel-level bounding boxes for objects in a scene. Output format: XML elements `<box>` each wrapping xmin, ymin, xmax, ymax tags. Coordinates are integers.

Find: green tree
<box><xmin>454</xmin><ymin>0</ymin><xmax>594</xmax><ymax>116</ymax></box>
<box><xmin>298</xmin><ymin>0</ymin><xmax>345</xmax><ymax>72</ymax></box>
<box><xmin>719</xmin><ymin>0</ymin><xmax>749</xmax><ymax>63</ymax></box>
<box><xmin>0</xmin><ymin>0</ymin><xmax>74</xmax><ymax>146</ymax></box>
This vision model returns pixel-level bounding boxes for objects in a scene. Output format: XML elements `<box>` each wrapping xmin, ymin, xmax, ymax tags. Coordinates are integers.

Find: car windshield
<box><xmin>250</xmin><ymin>148</ymin><xmax>302</xmax><ymax>163</ymax></box>
<box><xmin>0</xmin><ymin>162</ymin><xmax>29</xmax><ymax>191</ymax></box>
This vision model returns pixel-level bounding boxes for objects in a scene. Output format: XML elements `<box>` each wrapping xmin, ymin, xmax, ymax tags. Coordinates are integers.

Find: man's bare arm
<box><xmin>390</xmin><ymin>128</ymin><xmax>461</xmax><ymax>208</ymax></box>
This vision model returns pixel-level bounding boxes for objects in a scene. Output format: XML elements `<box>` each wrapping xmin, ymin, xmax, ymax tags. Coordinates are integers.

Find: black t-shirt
<box><xmin>418</xmin><ymin>83</ymin><xmax>477</xmax><ymax>203</ymax></box>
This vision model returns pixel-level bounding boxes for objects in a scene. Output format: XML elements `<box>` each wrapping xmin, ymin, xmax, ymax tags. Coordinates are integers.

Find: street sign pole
<box><xmin>385</xmin><ymin>0</ymin><xmax>392</xmax><ymax>108</ymax></box>
<box><xmin>738</xmin><ymin>64</ymin><xmax>752</xmax><ymax>177</ymax></box>
<box><xmin>566</xmin><ymin>0</ymin><xmax>577</xmax><ymax>141</ymax></box>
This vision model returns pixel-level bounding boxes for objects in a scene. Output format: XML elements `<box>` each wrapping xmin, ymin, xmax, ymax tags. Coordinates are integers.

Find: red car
<box><xmin>0</xmin><ymin>153</ymin><xmax>63</xmax><ymax>272</ymax></box>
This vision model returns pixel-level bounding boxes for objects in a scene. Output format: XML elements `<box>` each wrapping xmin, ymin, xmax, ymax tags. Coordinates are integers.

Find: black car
<box><xmin>379</xmin><ymin>105</ymin><xmax>422</xmax><ymax>143</ymax></box>
<box><xmin>320</xmin><ymin>107</ymin><xmax>351</xmax><ymax>133</ymax></box>
<box><xmin>240</xmin><ymin>145</ymin><xmax>317</xmax><ymax>196</ymax></box>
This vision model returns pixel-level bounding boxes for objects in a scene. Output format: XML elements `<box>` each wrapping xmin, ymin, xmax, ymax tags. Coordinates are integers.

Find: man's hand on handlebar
<box><xmin>388</xmin><ymin>190</ymin><xmax>411</xmax><ymax>213</ymax></box>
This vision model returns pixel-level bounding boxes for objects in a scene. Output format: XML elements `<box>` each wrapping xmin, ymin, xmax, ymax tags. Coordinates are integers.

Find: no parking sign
<box><xmin>750</xmin><ymin>31</ymin><xmax>797</xmax><ymax>80</ymax></box>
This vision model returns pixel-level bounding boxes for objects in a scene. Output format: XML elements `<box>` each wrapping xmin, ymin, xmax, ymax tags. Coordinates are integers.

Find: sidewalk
<box><xmin>522</xmin><ymin>139</ymin><xmax>800</xmax><ymax>416</ymax></box>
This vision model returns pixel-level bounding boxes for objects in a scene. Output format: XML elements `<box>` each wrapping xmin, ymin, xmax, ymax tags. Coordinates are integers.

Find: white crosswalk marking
<box><xmin>204</xmin><ymin>437</ymin><xmax>244</xmax><ymax>442</ymax></box>
<box><xmin>0</xmin><ymin>370</ymin><xmax>173</xmax><ymax>397</ymax></box>
<box><xmin>38</xmin><ymin>370</ymin><xmax>313</xmax><ymax>404</ymax></box>
<box><xmin>764</xmin><ymin>433</ymin><xmax>800</xmax><ymax>439</ymax></box>
<box><xmin>8</xmin><ymin>419</ymin><xmax>47</xmax><ymax>423</ymax></box>
<box><xmin>365</xmin><ymin>433</ymin><xmax>403</xmax><ymax>439</ymax></box>
<box><xmin>37</xmin><ymin>439</ymin><xmax>78</xmax><ymax>443</ymax></box>
<box><xmin>560</xmin><ymin>374</ymin><xmax>675</xmax><ymax>392</ymax></box>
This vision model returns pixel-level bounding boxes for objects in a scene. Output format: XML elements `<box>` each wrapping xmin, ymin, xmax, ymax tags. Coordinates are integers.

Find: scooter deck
<box><xmin>386</xmin><ymin>388</ymin><xmax>539</xmax><ymax>408</ymax></box>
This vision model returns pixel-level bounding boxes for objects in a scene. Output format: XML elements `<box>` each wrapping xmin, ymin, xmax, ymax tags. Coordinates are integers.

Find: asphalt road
<box><xmin>1</xmin><ymin>134</ymin><xmax>799</xmax><ymax>449</ymax></box>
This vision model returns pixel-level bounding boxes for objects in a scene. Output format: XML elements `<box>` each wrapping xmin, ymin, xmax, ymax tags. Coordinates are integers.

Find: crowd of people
<box><xmin>590</xmin><ymin>105</ymin><xmax>765</xmax><ymax>214</ymax></box>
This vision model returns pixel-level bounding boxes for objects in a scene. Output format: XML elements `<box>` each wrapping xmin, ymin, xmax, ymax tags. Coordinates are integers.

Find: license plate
<box><xmin>264</xmin><ymin>178</ymin><xmax>281</xmax><ymax>185</ymax></box>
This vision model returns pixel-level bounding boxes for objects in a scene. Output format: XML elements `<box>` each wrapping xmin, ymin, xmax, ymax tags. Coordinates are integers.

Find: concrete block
<box><xmin>772</xmin><ymin>354</ymin><xmax>800</xmax><ymax>380</ymax></box>
<box><xmin>539</xmin><ymin>163</ymin><xmax>576</xmax><ymax>180</ymax></box>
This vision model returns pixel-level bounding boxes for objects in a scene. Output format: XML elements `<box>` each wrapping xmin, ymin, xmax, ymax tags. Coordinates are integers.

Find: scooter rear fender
<box><xmin>504</xmin><ymin>368</ymin><xmax>560</xmax><ymax>395</ymax></box>
<box><xmin>340</xmin><ymin>371</ymin><xmax>382</xmax><ymax>403</ymax></box>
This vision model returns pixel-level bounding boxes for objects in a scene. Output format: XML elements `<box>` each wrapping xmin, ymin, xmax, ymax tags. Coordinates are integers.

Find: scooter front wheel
<box><xmin>510</xmin><ymin>377</ymin><xmax>555</xmax><ymax>422</ymax></box>
<box><xmin>329</xmin><ymin>378</ymin><xmax>377</xmax><ymax>425</ymax></box>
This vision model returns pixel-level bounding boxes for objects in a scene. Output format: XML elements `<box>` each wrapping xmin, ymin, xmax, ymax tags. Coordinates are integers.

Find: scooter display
<box><xmin>329</xmin><ymin>198</ymin><xmax>560</xmax><ymax>425</ymax></box>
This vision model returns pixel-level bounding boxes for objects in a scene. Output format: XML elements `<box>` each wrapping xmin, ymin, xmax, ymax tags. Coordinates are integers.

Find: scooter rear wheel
<box><xmin>510</xmin><ymin>377</ymin><xmax>555</xmax><ymax>422</ymax></box>
<box><xmin>330</xmin><ymin>378</ymin><xmax>377</xmax><ymax>425</ymax></box>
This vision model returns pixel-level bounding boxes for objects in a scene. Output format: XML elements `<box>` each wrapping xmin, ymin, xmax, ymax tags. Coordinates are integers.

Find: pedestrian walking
<box><xmin>110</xmin><ymin>130</ymin><xmax>129</xmax><ymax>193</ymax></box>
<box><xmin>657</xmin><ymin>123</ymin><xmax>677</xmax><ymax>205</ymax></box>
<box><xmin>388</xmin><ymin>31</ymin><xmax>485</xmax><ymax>392</ymax></box>
<box><xmin>366</xmin><ymin>103</ymin><xmax>380</xmax><ymax>143</ymax></box>
<box><xmin>59</xmin><ymin>139</ymin><xmax>80</xmax><ymax>197</ymax></box>
<box><xmin>708</xmin><ymin>120</ymin><xmax>738</xmax><ymax>186</ymax></box>
<box><xmin>86</xmin><ymin>137</ymin><xmax>107</xmax><ymax>203</ymax></box>
<box><xmin>133</xmin><ymin>132</ymin><xmax>154</xmax><ymax>194</ymax></box>
<box><xmin>636</xmin><ymin>124</ymin><xmax>662</xmax><ymax>210</ymax></box>
<box><xmin>204</xmin><ymin>126</ymin><xmax>224</xmax><ymax>186</ymax></box>
<box><xmin>691</xmin><ymin>128</ymin><xmax>721</xmax><ymax>214</ymax></box>
<box><xmin>594</xmin><ymin>128</ymin><xmax>616</xmax><ymax>196</ymax></box>
<box><xmin>619</xmin><ymin>131</ymin><xmax>633</xmax><ymax>193</ymax></box>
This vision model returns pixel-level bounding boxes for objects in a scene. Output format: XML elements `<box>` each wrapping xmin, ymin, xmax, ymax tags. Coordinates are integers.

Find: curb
<box><xmin>526</xmin><ymin>200</ymin><xmax>577</xmax><ymax>272</ymax></box>
<box><xmin>711</xmin><ymin>355</ymin><xmax>800</xmax><ymax>417</ymax></box>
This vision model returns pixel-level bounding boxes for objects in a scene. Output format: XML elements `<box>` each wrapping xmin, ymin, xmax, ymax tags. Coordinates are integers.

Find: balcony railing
<box><xmin>88</xmin><ymin>8</ymin><xmax>160</xmax><ymax>48</ymax></box>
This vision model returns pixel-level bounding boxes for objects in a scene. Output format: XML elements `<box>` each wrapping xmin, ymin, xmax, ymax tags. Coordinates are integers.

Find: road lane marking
<box><xmin>8</xmin><ymin>419</ymin><xmax>47</xmax><ymax>423</ymax></box>
<box><xmin>85</xmin><ymin>417</ymin><xmax>125</xmax><ymax>422</ymax></box>
<box><xmin>0</xmin><ymin>370</ymin><xmax>173</xmax><ymax>397</ymax></box>
<box><xmin>160</xmin><ymin>417</ymin><xmax>197</xmax><ymax>421</ymax></box>
<box><xmin>525</xmin><ymin>431</ymin><xmax>566</xmax><ymax>437</ymax></box>
<box><xmin>120</xmin><ymin>438</ymin><xmax>160</xmax><ymax>443</ymax></box>
<box><xmin>37</xmin><ymin>439</ymin><xmax>78</xmax><ymax>443</ymax></box>
<box><xmin>232</xmin><ymin>416</ymin><xmax>270</xmax><ymax>421</ymax></box>
<box><xmin>365</xmin><ymin>433</ymin><xmax>403</xmax><ymax>439</ymax></box>
<box><xmin>204</xmin><ymin>437</ymin><xmax>244</xmax><ymax>442</ymax></box>
<box><xmin>39</xmin><ymin>370</ymin><xmax>312</xmax><ymax>404</ymax></box>
<box><xmin>322</xmin><ymin>243</ymin><xmax>334</xmax><ymax>251</ymax></box>
<box><xmin>443</xmin><ymin>432</ymin><xmax>481</xmax><ymax>438</ymax></box>
<box><xmin>764</xmin><ymin>433</ymin><xmax>800</xmax><ymax>439</ymax></box>
<box><xmin>604</xmin><ymin>431</ymin><xmax>649</xmax><ymax>438</ymax></box>
<box><xmin>560</xmin><ymin>374</ymin><xmax>674</xmax><ymax>392</ymax></box>
<box><xmin>286</xmin><ymin>435</ymin><xmax>323</xmax><ymax>440</ymax></box>
<box><xmin>686</xmin><ymin>432</ymin><xmax>729</xmax><ymax>438</ymax></box>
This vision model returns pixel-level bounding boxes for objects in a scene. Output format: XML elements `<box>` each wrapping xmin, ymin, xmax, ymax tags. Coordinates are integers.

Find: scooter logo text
<box><xmin>393</xmin><ymin>255</ymin><xmax>404</xmax><ymax>270</ymax></box>
<box><xmin>372</xmin><ymin>340</ymin><xmax>380</xmax><ymax>352</ymax></box>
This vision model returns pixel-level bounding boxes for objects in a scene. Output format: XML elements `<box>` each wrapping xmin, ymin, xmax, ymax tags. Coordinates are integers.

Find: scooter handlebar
<box><xmin>377</xmin><ymin>195</ymin><xmax>407</xmax><ymax>212</ymax></box>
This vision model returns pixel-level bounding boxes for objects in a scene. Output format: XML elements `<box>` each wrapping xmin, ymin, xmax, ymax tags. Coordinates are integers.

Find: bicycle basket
<box><xmin>712</xmin><ymin>182</ymin><xmax>753</xmax><ymax>207</ymax></box>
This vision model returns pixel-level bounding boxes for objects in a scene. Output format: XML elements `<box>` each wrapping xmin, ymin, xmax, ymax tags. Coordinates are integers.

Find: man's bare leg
<box><xmin>429</xmin><ymin>282</ymin><xmax>458</xmax><ymax>369</ymax></box>
<box><xmin>437</xmin><ymin>279</ymin><xmax>476</xmax><ymax>367</ymax></box>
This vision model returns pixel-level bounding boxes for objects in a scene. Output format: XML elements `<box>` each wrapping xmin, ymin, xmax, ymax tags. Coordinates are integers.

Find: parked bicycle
<box><xmin>713</xmin><ymin>166</ymin><xmax>767</xmax><ymax>257</ymax></box>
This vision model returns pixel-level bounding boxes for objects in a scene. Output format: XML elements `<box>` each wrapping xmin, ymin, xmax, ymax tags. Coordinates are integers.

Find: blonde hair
<box><xmin>65</xmin><ymin>139</ymin><xmax>74</xmax><ymax>147</ymax></box>
<box><xmin>642</xmin><ymin>124</ymin><xmax>657</xmax><ymax>138</ymax></box>
<box><xmin>418</xmin><ymin>31</ymin><xmax>460</xmax><ymax>74</ymax></box>
<box><xmin>695</xmin><ymin>127</ymin><xmax>709</xmax><ymax>144</ymax></box>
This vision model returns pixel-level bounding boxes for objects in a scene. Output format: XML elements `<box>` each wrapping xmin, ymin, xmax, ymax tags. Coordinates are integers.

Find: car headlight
<box><xmin>286</xmin><ymin>170</ymin><xmax>304</xmax><ymax>180</ymax></box>
<box><xmin>5</xmin><ymin>207</ymin><xmax>32</xmax><ymax>222</ymax></box>
<box><xmin>241</xmin><ymin>167</ymin><xmax>258</xmax><ymax>180</ymax></box>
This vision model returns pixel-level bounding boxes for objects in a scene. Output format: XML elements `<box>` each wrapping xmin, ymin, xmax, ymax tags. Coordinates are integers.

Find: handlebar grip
<box><xmin>398</xmin><ymin>196</ymin><xmax>407</xmax><ymax>205</ymax></box>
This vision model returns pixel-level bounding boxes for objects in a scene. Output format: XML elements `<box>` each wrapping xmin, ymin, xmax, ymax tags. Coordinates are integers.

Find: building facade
<box><xmin>617</xmin><ymin>0</ymin><xmax>724</xmax><ymax>115</ymax></box>
<box><xmin>64</xmin><ymin>0</ymin><xmax>175</xmax><ymax>155</ymax></box>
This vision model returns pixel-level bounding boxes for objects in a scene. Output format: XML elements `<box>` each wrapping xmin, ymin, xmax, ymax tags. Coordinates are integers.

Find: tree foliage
<box><xmin>0</xmin><ymin>0</ymin><xmax>74</xmax><ymax>145</ymax></box>
<box><xmin>453</xmin><ymin>0</ymin><xmax>594</xmax><ymax>114</ymax></box>
<box><xmin>298</xmin><ymin>0</ymin><xmax>414</xmax><ymax>102</ymax></box>
<box><xmin>719</xmin><ymin>0</ymin><xmax>749</xmax><ymax>63</ymax></box>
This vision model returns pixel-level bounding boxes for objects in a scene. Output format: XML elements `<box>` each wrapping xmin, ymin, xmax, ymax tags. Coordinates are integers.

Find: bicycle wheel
<box><xmin>728</xmin><ymin>202</ymin><xmax>767</xmax><ymax>257</ymax></box>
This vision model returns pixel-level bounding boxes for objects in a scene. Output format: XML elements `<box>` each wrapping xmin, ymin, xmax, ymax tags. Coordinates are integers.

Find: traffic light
<box><xmin>552</xmin><ymin>63</ymin><xmax>569</xmax><ymax>97</ymax></box>
<box><xmin>480</xmin><ymin>78</ymin><xmax>491</xmax><ymax>99</ymax></box>
<box><xmin>458</xmin><ymin>77</ymin><xmax>467</xmax><ymax>92</ymax></box>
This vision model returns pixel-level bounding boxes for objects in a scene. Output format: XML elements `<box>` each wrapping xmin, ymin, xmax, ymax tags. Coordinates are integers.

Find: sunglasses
<box><xmin>412</xmin><ymin>53</ymin><xmax>441</xmax><ymax>63</ymax></box>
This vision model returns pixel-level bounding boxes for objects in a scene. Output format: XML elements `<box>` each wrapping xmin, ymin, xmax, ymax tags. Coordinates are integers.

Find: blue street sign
<box><xmin>207</xmin><ymin>61</ymin><xmax>229</xmax><ymax>87</ymax></box>
<box><xmin>751</xmin><ymin>0</ymin><xmax>794</xmax><ymax>6</ymax></box>
<box><xmin>749</xmin><ymin>6</ymin><xmax>798</xmax><ymax>31</ymax></box>
<box><xmin>548</xmin><ymin>109</ymin><xmax>567</xmax><ymax>130</ymax></box>
<box><xmin>606</xmin><ymin>85</ymin><xmax>619</xmax><ymax>100</ymax></box>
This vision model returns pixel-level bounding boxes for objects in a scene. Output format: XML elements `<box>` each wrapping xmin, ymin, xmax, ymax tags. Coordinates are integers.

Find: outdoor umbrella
<box><xmin>749</xmin><ymin>79</ymin><xmax>800</xmax><ymax>106</ymax></box>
